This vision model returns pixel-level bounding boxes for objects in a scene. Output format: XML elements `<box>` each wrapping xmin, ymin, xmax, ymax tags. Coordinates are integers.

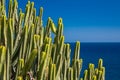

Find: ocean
<box><xmin>69</xmin><ymin>42</ymin><xmax>120</xmax><ymax>80</ymax></box>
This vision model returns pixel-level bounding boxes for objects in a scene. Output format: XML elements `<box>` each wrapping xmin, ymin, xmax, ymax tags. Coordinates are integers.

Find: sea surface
<box><xmin>69</xmin><ymin>42</ymin><xmax>120</xmax><ymax>80</ymax></box>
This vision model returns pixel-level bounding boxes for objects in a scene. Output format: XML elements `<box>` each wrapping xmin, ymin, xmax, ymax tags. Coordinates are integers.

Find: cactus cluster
<box><xmin>0</xmin><ymin>0</ymin><xmax>105</xmax><ymax>80</ymax></box>
<box><xmin>80</xmin><ymin>59</ymin><xmax>105</xmax><ymax>80</ymax></box>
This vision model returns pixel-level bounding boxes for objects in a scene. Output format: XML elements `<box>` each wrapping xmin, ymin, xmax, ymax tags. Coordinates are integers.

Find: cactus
<box><xmin>81</xmin><ymin>59</ymin><xmax>105</xmax><ymax>80</ymax></box>
<box><xmin>0</xmin><ymin>0</ymin><xmax>105</xmax><ymax>80</ymax></box>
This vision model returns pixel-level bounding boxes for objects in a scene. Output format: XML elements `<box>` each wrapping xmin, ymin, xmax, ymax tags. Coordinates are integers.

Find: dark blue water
<box><xmin>69</xmin><ymin>42</ymin><xmax>120</xmax><ymax>80</ymax></box>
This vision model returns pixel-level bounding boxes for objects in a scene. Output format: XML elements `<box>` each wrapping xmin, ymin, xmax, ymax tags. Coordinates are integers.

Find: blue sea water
<box><xmin>69</xmin><ymin>42</ymin><xmax>120</xmax><ymax>80</ymax></box>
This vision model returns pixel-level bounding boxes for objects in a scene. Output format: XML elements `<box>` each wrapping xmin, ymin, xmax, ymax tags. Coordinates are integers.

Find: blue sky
<box><xmin>6</xmin><ymin>0</ymin><xmax>120</xmax><ymax>42</ymax></box>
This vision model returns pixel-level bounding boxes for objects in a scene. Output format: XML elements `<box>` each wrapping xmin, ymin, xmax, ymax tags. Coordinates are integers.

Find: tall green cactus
<box><xmin>0</xmin><ymin>46</ymin><xmax>6</xmax><ymax>80</ymax></box>
<box><xmin>81</xmin><ymin>59</ymin><xmax>105</xmax><ymax>80</ymax></box>
<box><xmin>0</xmin><ymin>0</ymin><xmax>105</xmax><ymax>80</ymax></box>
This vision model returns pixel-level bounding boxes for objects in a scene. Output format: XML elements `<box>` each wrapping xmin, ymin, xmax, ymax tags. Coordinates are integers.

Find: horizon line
<box><xmin>64</xmin><ymin>42</ymin><xmax>120</xmax><ymax>43</ymax></box>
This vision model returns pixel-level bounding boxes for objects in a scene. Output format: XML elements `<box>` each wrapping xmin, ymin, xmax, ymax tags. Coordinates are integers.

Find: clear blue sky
<box><xmin>6</xmin><ymin>0</ymin><xmax>120</xmax><ymax>42</ymax></box>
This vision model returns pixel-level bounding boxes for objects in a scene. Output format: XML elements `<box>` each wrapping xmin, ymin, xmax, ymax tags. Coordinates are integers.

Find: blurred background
<box><xmin>6</xmin><ymin>0</ymin><xmax>120</xmax><ymax>42</ymax></box>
